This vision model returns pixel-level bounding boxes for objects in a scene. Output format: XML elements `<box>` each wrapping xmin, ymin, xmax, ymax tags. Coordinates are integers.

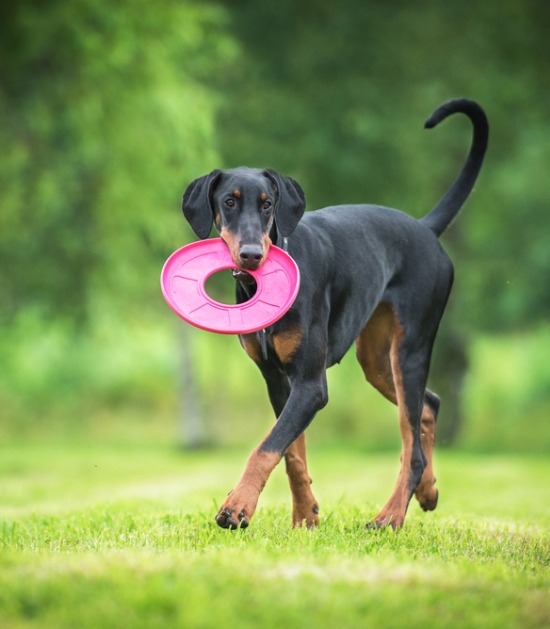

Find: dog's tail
<box><xmin>421</xmin><ymin>98</ymin><xmax>488</xmax><ymax>237</ymax></box>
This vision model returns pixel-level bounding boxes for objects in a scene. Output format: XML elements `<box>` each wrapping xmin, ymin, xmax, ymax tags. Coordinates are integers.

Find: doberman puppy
<box><xmin>182</xmin><ymin>98</ymin><xmax>488</xmax><ymax>530</ymax></box>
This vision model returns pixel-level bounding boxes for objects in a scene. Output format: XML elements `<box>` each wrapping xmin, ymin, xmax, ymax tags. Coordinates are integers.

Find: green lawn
<box><xmin>1</xmin><ymin>442</ymin><xmax>548</xmax><ymax>628</ymax></box>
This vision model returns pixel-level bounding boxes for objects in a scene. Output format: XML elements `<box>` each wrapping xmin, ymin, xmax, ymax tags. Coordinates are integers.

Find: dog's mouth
<box><xmin>231</xmin><ymin>269</ymin><xmax>256</xmax><ymax>286</ymax></box>
<box><xmin>219</xmin><ymin>229</ymin><xmax>272</xmax><ymax>273</ymax></box>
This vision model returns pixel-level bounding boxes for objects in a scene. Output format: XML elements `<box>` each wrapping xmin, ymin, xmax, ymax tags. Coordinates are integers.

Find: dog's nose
<box><xmin>239</xmin><ymin>244</ymin><xmax>263</xmax><ymax>269</ymax></box>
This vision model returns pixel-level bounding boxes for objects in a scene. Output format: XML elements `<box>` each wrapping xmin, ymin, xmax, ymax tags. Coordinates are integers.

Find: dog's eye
<box><xmin>262</xmin><ymin>201</ymin><xmax>272</xmax><ymax>211</ymax></box>
<box><xmin>225</xmin><ymin>198</ymin><xmax>236</xmax><ymax>208</ymax></box>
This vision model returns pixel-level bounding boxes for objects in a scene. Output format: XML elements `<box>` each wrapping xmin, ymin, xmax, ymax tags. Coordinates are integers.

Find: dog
<box><xmin>181</xmin><ymin>98</ymin><xmax>488</xmax><ymax>530</ymax></box>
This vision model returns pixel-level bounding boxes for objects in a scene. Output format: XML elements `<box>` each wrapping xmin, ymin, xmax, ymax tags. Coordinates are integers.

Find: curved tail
<box><xmin>420</xmin><ymin>98</ymin><xmax>489</xmax><ymax>237</ymax></box>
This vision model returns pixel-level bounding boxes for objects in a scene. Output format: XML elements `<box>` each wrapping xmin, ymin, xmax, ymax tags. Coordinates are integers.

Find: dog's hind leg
<box><xmin>285</xmin><ymin>432</ymin><xmax>319</xmax><ymax>528</ymax></box>
<box><xmin>414</xmin><ymin>389</ymin><xmax>440</xmax><ymax>512</ymax></box>
<box><xmin>356</xmin><ymin>303</ymin><xmax>440</xmax><ymax>528</ymax></box>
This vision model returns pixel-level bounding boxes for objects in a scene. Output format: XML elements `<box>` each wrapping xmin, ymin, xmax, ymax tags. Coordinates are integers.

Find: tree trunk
<box><xmin>429</xmin><ymin>323</ymin><xmax>469</xmax><ymax>447</ymax></box>
<box><xmin>178</xmin><ymin>326</ymin><xmax>207</xmax><ymax>449</ymax></box>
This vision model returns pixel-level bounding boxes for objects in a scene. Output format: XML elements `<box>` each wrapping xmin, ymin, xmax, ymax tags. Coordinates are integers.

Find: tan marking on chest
<box><xmin>273</xmin><ymin>325</ymin><xmax>302</xmax><ymax>363</ymax></box>
<box><xmin>240</xmin><ymin>333</ymin><xmax>262</xmax><ymax>363</ymax></box>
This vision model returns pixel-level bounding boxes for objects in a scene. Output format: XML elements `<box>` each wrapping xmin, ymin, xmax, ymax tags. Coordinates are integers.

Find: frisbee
<box><xmin>161</xmin><ymin>237</ymin><xmax>300</xmax><ymax>334</ymax></box>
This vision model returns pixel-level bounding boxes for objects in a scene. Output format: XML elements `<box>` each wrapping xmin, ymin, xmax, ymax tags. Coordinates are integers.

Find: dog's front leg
<box><xmin>215</xmin><ymin>376</ymin><xmax>328</xmax><ymax>529</ymax></box>
<box><xmin>215</xmin><ymin>448</ymin><xmax>282</xmax><ymax>529</ymax></box>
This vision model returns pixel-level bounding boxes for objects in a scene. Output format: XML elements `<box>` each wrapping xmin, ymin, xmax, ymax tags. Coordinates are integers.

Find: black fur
<box><xmin>182</xmin><ymin>98</ymin><xmax>488</xmax><ymax>530</ymax></box>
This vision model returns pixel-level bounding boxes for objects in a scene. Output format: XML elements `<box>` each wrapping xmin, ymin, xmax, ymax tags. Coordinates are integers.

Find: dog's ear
<box><xmin>182</xmin><ymin>170</ymin><xmax>222</xmax><ymax>239</ymax></box>
<box><xmin>264</xmin><ymin>169</ymin><xmax>306</xmax><ymax>238</ymax></box>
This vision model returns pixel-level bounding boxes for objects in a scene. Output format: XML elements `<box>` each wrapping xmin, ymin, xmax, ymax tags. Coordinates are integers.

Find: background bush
<box><xmin>1</xmin><ymin>0</ymin><xmax>548</xmax><ymax>452</ymax></box>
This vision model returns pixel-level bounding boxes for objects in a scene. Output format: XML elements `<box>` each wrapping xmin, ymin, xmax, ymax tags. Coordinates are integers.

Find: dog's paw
<box><xmin>415</xmin><ymin>483</ymin><xmax>439</xmax><ymax>512</ymax></box>
<box><xmin>215</xmin><ymin>486</ymin><xmax>259</xmax><ymax>530</ymax></box>
<box><xmin>292</xmin><ymin>502</ymin><xmax>320</xmax><ymax>529</ymax></box>
<box><xmin>417</xmin><ymin>488</ymin><xmax>439</xmax><ymax>512</ymax></box>
<box><xmin>366</xmin><ymin>511</ymin><xmax>405</xmax><ymax>530</ymax></box>
<box><xmin>215</xmin><ymin>507</ymin><xmax>250</xmax><ymax>530</ymax></box>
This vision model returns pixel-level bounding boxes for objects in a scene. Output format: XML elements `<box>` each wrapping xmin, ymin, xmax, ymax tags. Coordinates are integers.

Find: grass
<box><xmin>0</xmin><ymin>442</ymin><xmax>549</xmax><ymax>628</ymax></box>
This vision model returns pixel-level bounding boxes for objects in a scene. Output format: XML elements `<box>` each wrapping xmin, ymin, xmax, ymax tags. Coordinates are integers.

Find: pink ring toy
<box><xmin>161</xmin><ymin>237</ymin><xmax>300</xmax><ymax>334</ymax></box>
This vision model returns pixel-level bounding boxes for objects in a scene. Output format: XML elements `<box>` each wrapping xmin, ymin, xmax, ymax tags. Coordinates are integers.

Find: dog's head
<box><xmin>182</xmin><ymin>167</ymin><xmax>305</xmax><ymax>270</ymax></box>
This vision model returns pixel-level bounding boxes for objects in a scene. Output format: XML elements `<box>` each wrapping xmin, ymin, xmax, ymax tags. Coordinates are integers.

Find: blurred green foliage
<box><xmin>0</xmin><ymin>0</ymin><xmax>548</xmax><ymax>451</ymax></box>
<box><xmin>217</xmin><ymin>0</ymin><xmax>550</xmax><ymax>331</ymax></box>
<box><xmin>0</xmin><ymin>0</ymin><xmax>234</xmax><ymax>322</ymax></box>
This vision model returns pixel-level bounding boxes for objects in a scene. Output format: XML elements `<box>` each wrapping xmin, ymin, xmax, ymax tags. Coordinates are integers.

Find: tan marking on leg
<box><xmin>216</xmin><ymin>448</ymin><xmax>281</xmax><ymax>529</ymax></box>
<box><xmin>358</xmin><ymin>304</ymin><xmax>435</xmax><ymax>528</ymax></box>
<box><xmin>366</xmin><ymin>314</ymin><xmax>417</xmax><ymax>529</ymax></box>
<box><xmin>357</xmin><ymin>305</ymin><xmax>429</xmax><ymax>528</ymax></box>
<box><xmin>355</xmin><ymin>303</ymin><xmax>398</xmax><ymax>403</ymax></box>
<box><xmin>240</xmin><ymin>333</ymin><xmax>262</xmax><ymax>363</ymax></box>
<box><xmin>273</xmin><ymin>325</ymin><xmax>302</xmax><ymax>364</ymax></box>
<box><xmin>415</xmin><ymin>403</ymin><xmax>439</xmax><ymax>510</ymax></box>
<box><xmin>285</xmin><ymin>433</ymin><xmax>319</xmax><ymax>528</ymax></box>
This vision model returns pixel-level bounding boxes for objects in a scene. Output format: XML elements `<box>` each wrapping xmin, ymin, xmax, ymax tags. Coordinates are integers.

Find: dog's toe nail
<box><xmin>216</xmin><ymin>509</ymin><xmax>234</xmax><ymax>529</ymax></box>
<box><xmin>238</xmin><ymin>511</ymin><xmax>249</xmax><ymax>528</ymax></box>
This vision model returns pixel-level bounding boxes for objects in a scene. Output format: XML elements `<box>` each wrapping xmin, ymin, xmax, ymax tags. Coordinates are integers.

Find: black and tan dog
<box><xmin>182</xmin><ymin>98</ymin><xmax>488</xmax><ymax>530</ymax></box>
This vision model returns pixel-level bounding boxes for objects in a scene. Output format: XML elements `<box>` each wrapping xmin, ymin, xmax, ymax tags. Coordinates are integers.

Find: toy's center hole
<box><xmin>204</xmin><ymin>270</ymin><xmax>257</xmax><ymax>304</ymax></box>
